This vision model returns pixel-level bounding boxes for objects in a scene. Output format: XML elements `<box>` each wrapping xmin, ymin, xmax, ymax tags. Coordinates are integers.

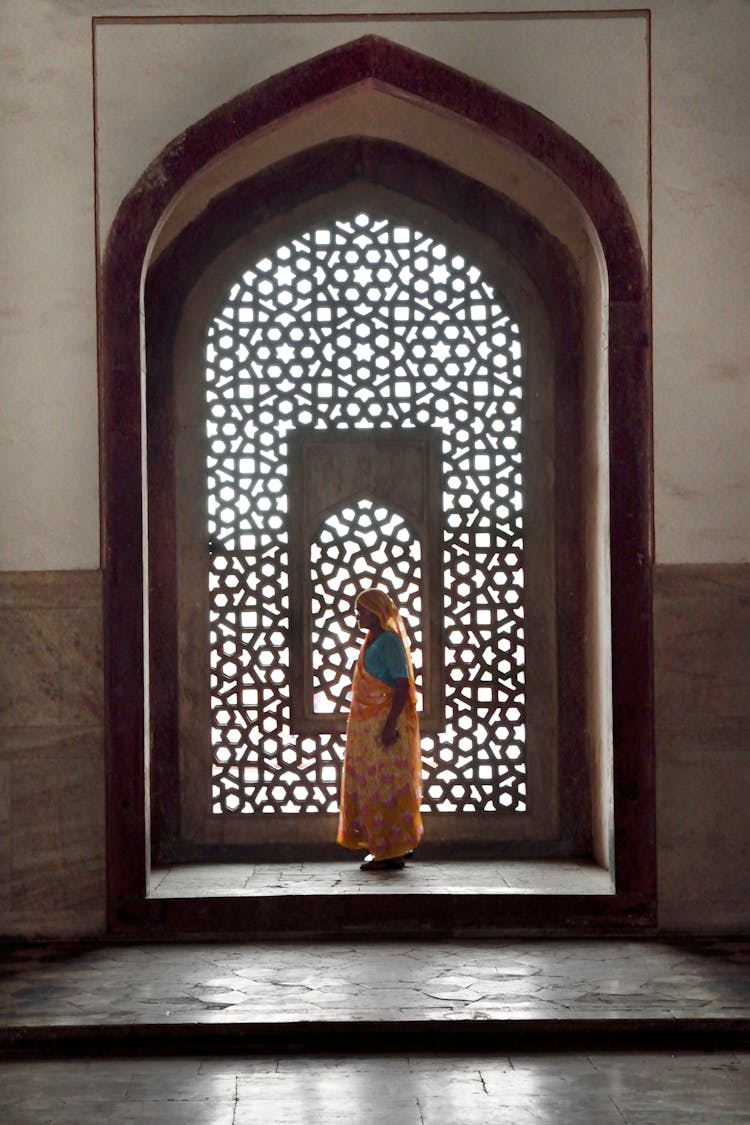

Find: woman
<box><xmin>337</xmin><ymin>588</ymin><xmax>423</xmax><ymax>871</ymax></box>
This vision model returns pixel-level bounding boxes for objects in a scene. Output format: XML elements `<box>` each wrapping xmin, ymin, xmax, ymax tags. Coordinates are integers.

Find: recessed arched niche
<box><xmin>102</xmin><ymin>36</ymin><xmax>654</xmax><ymax>936</ymax></box>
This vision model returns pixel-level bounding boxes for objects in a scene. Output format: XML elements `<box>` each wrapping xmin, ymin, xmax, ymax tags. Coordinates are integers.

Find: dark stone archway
<box><xmin>101</xmin><ymin>35</ymin><xmax>653</xmax><ymax>935</ymax></box>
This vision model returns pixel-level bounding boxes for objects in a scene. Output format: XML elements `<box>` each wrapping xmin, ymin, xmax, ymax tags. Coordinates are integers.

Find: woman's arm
<box><xmin>382</xmin><ymin>677</ymin><xmax>410</xmax><ymax>747</ymax></box>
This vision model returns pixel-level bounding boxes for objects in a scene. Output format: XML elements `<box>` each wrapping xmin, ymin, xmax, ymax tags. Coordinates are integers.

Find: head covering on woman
<box><xmin>355</xmin><ymin>588</ymin><xmax>415</xmax><ymax>688</ymax></box>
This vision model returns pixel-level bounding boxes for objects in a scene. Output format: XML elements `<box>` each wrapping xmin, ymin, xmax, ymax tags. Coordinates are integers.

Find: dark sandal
<box><xmin>360</xmin><ymin>855</ymin><xmax>406</xmax><ymax>871</ymax></box>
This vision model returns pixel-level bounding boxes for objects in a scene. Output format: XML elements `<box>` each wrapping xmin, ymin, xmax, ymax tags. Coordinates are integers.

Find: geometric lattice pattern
<box><xmin>311</xmin><ymin>499</ymin><xmax>423</xmax><ymax>714</ymax></box>
<box><xmin>206</xmin><ymin>212</ymin><xmax>526</xmax><ymax>815</ymax></box>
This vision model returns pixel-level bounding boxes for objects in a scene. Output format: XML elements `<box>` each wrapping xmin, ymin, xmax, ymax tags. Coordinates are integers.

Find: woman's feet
<box><xmin>359</xmin><ymin>854</ymin><xmax>406</xmax><ymax>871</ymax></box>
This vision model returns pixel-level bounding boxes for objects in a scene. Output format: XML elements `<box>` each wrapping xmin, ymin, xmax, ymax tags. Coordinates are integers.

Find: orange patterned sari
<box><xmin>337</xmin><ymin>643</ymin><xmax>423</xmax><ymax>861</ymax></box>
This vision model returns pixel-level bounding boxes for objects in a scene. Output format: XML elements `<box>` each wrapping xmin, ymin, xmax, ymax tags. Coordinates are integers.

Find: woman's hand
<box><xmin>382</xmin><ymin>677</ymin><xmax>409</xmax><ymax>747</ymax></box>
<box><xmin>381</xmin><ymin>719</ymin><xmax>398</xmax><ymax>747</ymax></box>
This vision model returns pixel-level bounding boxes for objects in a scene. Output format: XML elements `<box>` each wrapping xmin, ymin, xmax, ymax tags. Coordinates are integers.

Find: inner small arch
<box><xmin>311</xmin><ymin>496</ymin><xmax>423</xmax><ymax>715</ymax></box>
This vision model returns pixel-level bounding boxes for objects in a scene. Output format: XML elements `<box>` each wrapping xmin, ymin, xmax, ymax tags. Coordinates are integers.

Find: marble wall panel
<box><xmin>0</xmin><ymin>761</ymin><xmax>10</xmax><ymax>908</ymax></box>
<box><xmin>0</xmin><ymin>571</ymin><xmax>103</xmax><ymax>728</ymax></box>
<box><xmin>657</xmin><ymin>745</ymin><xmax>750</xmax><ymax>933</ymax></box>
<box><xmin>0</xmin><ymin>571</ymin><xmax>105</xmax><ymax>938</ymax></box>
<box><xmin>654</xmin><ymin>564</ymin><xmax>750</xmax><ymax>933</ymax></box>
<box><xmin>2</xmin><ymin>727</ymin><xmax>105</xmax><ymax>936</ymax></box>
<box><xmin>655</xmin><ymin>565</ymin><xmax>750</xmax><ymax>733</ymax></box>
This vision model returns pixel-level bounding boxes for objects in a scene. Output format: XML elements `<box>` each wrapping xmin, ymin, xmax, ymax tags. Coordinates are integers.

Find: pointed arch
<box><xmin>101</xmin><ymin>36</ymin><xmax>653</xmax><ymax>935</ymax></box>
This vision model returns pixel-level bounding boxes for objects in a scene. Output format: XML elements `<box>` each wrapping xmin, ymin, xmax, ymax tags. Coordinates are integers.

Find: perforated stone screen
<box><xmin>311</xmin><ymin>498</ymin><xmax>423</xmax><ymax>715</ymax></box>
<box><xmin>206</xmin><ymin>212</ymin><xmax>526</xmax><ymax>815</ymax></box>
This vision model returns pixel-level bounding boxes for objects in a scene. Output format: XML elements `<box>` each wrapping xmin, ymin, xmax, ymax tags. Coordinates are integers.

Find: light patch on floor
<box><xmin>148</xmin><ymin>858</ymin><xmax>614</xmax><ymax>898</ymax></box>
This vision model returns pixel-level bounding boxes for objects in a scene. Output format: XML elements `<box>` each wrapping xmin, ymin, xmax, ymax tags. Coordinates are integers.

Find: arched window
<box><xmin>102</xmin><ymin>38</ymin><xmax>655</xmax><ymax>933</ymax></box>
<box><xmin>202</xmin><ymin>210</ymin><xmax>530</xmax><ymax>822</ymax></box>
<box><xmin>164</xmin><ymin>185</ymin><xmax>560</xmax><ymax>854</ymax></box>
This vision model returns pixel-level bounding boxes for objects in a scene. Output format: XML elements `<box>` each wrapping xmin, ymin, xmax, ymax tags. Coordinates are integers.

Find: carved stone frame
<box><xmin>165</xmin><ymin>175</ymin><xmax>559</xmax><ymax>853</ymax></box>
<box><xmin>288</xmin><ymin>427</ymin><xmax>445</xmax><ymax>737</ymax></box>
<box><xmin>101</xmin><ymin>36</ymin><xmax>655</xmax><ymax>935</ymax></box>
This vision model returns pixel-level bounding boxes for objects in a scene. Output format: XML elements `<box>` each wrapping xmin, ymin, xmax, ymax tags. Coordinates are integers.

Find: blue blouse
<box><xmin>363</xmin><ymin>631</ymin><xmax>409</xmax><ymax>687</ymax></box>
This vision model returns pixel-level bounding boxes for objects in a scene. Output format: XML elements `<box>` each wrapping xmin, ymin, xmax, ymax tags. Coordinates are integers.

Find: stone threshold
<box><xmin>2</xmin><ymin>938</ymin><xmax>748</xmax><ymax>1058</ymax></box>
<box><xmin>4</xmin><ymin>1017</ymin><xmax>750</xmax><ymax>1057</ymax></box>
<box><xmin>148</xmin><ymin>858</ymin><xmax>613</xmax><ymax>899</ymax></box>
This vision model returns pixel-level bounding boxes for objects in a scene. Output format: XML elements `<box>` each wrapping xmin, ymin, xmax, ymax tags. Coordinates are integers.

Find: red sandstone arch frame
<box><xmin>101</xmin><ymin>36</ymin><xmax>654</xmax><ymax>935</ymax></box>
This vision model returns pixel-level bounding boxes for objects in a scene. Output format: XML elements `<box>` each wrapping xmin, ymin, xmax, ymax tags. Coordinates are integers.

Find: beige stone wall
<box><xmin>0</xmin><ymin>1</ymin><xmax>748</xmax><ymax>936</ymax></box>
<box><xmin>0</xmin><ymin>572</ymin><xmax>105</xmax><ymax>937</ymax></box>
<box><xmin>655</xmin><ymin>565</ymin><xmax>750</xmax><ymax>933</ymax></box>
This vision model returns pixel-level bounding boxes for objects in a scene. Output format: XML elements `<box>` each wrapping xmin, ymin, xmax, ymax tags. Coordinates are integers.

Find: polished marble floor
<box><xmin>149</xmin><ymin>858</ymin><xmax>613</xmax><ymax>898</ymax></box>
<box><xmin>2</xmin><ymin>1050</ymin><xmax>750</xmax><ymax>1123</ymax></box>
<box><xmin>2</xmin><ymin>939</ymin><xmax>750</xmax><ymax>1121</ymax></box>
<box><xmin>2</xmin><ymin>939</ymin><xmax>748</xmax><ymax>1032</ymax></box>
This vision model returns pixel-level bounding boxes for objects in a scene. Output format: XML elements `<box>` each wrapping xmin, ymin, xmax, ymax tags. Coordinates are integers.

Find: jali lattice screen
<box><xmin>311</xmin><ymin>498</ymin><xmax>423</xmax><ymax>715</ymax></box>
<box><xmin>206</xmin><ymin>212</ymin><xmax>526</xmax><ymax>815</ymax></box>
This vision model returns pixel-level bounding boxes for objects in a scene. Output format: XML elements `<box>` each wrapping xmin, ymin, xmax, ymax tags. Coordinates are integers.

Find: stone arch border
<box><xmin>150</xmin><ymin>151</ymin><xmax>577</xmax><ymax>858</ymax></box>
<box><xmin>101</xmin><ymin>35</ymin><xmax>653</xmax><ymax>935</ymax></box>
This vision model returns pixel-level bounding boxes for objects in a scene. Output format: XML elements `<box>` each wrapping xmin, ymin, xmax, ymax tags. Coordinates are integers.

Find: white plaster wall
<box><xmin>0</xmin><ymin>0</ymin><xmax>99</xmax><ymax>570</ymax></box>
<box><xmin>94</xmin><ymin>14</ymin><xmax>649</xmax><ymax>252</ymax></box>
<box><xmin>0</xmin><ymin>1</ymin><xmax>747</xmax><ymax>565</ymax></box>
<box><xmin>651</xmin><ymin>0</ymin><xmax>750</xmax><ymax>563</ymax></box>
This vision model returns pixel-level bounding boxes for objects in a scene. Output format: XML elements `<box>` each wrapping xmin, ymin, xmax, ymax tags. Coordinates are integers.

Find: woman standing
<box><xmin>337</xmin><ymin>588</ymin><xmax>423</xmax><ymax>871</ymax></box>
